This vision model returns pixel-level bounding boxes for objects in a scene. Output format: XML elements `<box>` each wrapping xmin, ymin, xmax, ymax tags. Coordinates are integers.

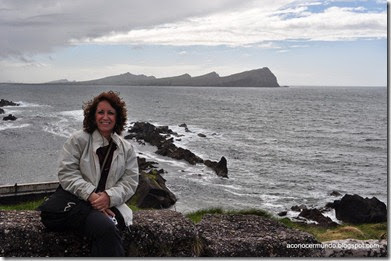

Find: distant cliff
<box><xmin>77</xmin><ymin>67</ymin><xmax>280</xmax><ymax>87</ymax></box>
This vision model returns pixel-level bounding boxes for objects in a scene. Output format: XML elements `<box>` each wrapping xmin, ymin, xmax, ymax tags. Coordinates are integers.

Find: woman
<box><xmin>42</xmin><ymin>91</ymin><xmax>139</xmax><ymax>256</ymax></box>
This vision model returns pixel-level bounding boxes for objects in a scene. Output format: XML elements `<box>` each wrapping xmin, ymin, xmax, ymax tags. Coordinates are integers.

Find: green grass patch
<box><xmin>279</xmin><ymin>217</ymin><xmax>387</xmax><ymax>242</ymax></box>
<box><xmin>0</xmin><ymin>198</ymin><xmax>45</xmax><ymax>211</ymax></box>
<box><xmin>186</xmin><ymin>208</ymin><xmax>386</xmax><ymax>242</ymax></box>
<box><xmin>185</xmin><ymin>207</ymin><xmax>272</xmax><ymax>224</ymax></box>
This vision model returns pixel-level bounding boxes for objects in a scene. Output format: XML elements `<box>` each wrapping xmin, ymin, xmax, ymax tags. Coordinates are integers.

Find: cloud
<box><xmin>0</xmin><ymin>0</ymin><xmax>242</xmax><ymax>57</ymax></box>
<box><xmin>84</xmin><ymin>2</ymin><xmax>386</xmax><ymax>46</ymax></box>
<box><xmin>0</xmin><ymin>0</ymin><xmax>387</xmax><ymax>59</ymax></box>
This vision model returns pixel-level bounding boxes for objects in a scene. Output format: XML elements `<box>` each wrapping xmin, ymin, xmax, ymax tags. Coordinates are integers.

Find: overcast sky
<box><xmin>0</xmin><ymin>0</ymin><xmax>387</xmax><ymax>86</ymax></box>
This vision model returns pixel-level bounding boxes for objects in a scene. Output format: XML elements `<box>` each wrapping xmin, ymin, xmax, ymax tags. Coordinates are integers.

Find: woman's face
<box><xmin>95</xmin><ymin>100</ymin><xmax>116</xmax><ymax>138</ymax></box>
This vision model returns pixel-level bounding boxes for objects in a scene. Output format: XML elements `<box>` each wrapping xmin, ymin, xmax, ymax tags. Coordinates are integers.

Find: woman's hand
<box><xmin>90</xmin><ymin>191</ymin><xmax>111</xmax><ymax>211</ymax></box>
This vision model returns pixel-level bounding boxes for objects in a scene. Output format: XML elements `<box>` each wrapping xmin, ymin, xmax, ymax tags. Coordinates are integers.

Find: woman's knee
<box><xmin>85</xmin><ymin>210</ymin><xmax>118</xmax><ymax>238</ymax></box>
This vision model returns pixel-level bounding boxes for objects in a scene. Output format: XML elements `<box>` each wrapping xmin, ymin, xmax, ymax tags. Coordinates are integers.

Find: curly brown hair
<box><xmin>83</xmin><ymin>91</ymin><xmax>127</xmax><ymax>135</ymax></box>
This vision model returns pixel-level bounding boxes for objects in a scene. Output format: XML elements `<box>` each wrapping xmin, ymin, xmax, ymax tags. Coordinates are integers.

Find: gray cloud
<box><xmin>0</xmin><ymin>0</ymin><xmax>243</xmax><ymax>57</ymax></box>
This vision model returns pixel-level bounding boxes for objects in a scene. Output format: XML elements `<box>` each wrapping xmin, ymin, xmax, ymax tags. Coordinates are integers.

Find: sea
<box><xmin>0</xmin><ymin>83</ymin><xmax>387</xmax><ymax>219</ymax></box>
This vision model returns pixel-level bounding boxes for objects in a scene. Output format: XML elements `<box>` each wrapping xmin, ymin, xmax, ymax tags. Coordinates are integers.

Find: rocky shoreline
<box><xmin>0</xmin><ymin>100</ymin><xmax>387</xmax><ymax>257</ymax></box>
<box><xmin>126</xmin><ymin>121</ymin><xmax>387</xmax><ymax>229</ymax></box>
<box><xmin>0</xmin><ymin>98</ymin><xmax>19</xmax><ymax>121</ymax></box>
<box><xmin>0</xmin><ymin>210</ymin><xmax>387</xmax><ymax>257</ymax></box>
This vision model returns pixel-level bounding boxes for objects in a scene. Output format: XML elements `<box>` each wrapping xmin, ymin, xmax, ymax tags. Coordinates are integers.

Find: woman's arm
<box><xmin>58</xmin><ymin>133</ymin><xmax>96</xmax><ymax>201</ymax></box>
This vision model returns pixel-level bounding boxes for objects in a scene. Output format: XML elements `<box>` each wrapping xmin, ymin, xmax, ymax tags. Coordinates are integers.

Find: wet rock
<box><xmin>127</xmin><ymin>122</ymin><xmax>227</xmax><ymax>176</ymax></box>
<box><xmin>298</xmin><ymin>208</ymin><xmax>338</xmax><ymax>227</ymax></box>
<box><xmin>0</xmin><ymin>99</ymin><xmax>19</xmax><ymax>107</ymax></box>
<box><xmin>204</xmin><ymin>157</ymin><xmax>228</xmax><ymax>178</ymax></box>
<box><xmin>130</xmin><ymin>170</ymin><xmax>177</xmax><ymax>209</ymax></box>
<box><xmin>156</xmin><ymin>141</ymin><xmax>204</xmax><ymax>165</ymax></box>
<box><xmin>333</xmin><ymin>194</ymin><xmax>387</xmax><ymax>224</ymax></box>
<box><xmin>0</xmin><ymin>108</ymin><xmax>4</xmax><ymax>114</ymax></box>
<box><xmin>198</xmin><ymin>133</ymin><xmax>206</xmax><ymax>138</ymax></box>
<box><xmin>330</xmin><ymin>191</ymin><xmax>342</xmax><ymax>197</ymax></box>
<box><xmin>133</xmin><ymin>157</ymin><xmax>176</xmax><ymax>209</ymax></box>
<box><xmin>291</xmin><ymin>205</ymin><xmax>307</xmax><ymax>212</ymax></box>
<box><xmin>278</xmin><ymin>211</ymin><xmax>287</xmax><ymax>217</ymax></box>
<box><xmin>3</xmin><ymin>114</ymin><xmax>17</xmax><ymax>121</ymax></box>
<box><xmin>196</xmin><ymin>214</ymin><xmax>324</xmax><ymax>257</ymax></box>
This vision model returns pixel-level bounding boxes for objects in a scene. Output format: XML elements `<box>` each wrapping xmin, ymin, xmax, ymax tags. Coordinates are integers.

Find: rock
<box><xmin>204</xmin><ymin>157</ymin><xmax>228</xmax><ymax>178</ymax></box>
<box><xmin>126</xmin><ymin>122</ymin><xmax>228</xmax><ymax>177</ymax></box>
<box><xmin>298</xmin><ymin>208</ymin><xmax>338</xmax><ymax>227</ymax></box>
<box><xmin>291</xmin><ymin>205</ymin><xmax>307</xmax><ymax>212</ymax></box>
<box><xmin>196</xmin><ymin>214</ymin><xmax>323</xmax><ymax>257</ymax></box>
<box><xmin>0</xmin><ymin>99</ymin><xmax>19</xmax><ymax>107</ymax></box>
<box><xmin>0</xmin><ymin>210</ymin><xmax>196</xmax><ymax>257</ymax></box>
<box><xmin>330</xmin><ymin>191</ymin><xmax>342</xmax><ymax>197</ymax></box>
<box><xmin>130</xmin><ymin>170</ymin><xmax>177</xmax><ymax>209</ymax></box>
<box><xmin>156</xmin><ymin>141</ymin><xmax>204</xmax><ymax>165</ymax></box>
<box><xmin>128</xmin><ymin>210</ymin><xmax>197</xmax><ymax>257</ymax></box>
<box><xmin>0</xmin><ymin>211</ymin><xmax>90</xmax><ymax>257</ymax></box>
<box><xmin>3</xmin><ymin>114</ymin><xmax>17</xmax><ymax>121</ymax></box>
<box><xmin>1</xmin><ymin>210</ymin><xmax>386</xmax><ymax>257</ymax></box>
<box><xmin>179</xmin><ymin>123</ymin><xmax>187</xmax><ymax>128</ymax></box>
<box><xmin>198</xmin><ymin>133</ymin><xmax>206</xmax><ymax>138</ymax></box>
<box><xmin>132</xmin><ymin>157</ymin><xmax>177</xmax><ymax>209</ymax></box>
<box><xmin>322</xmin><ymin>239</ymin><xmax>387</xmax><ymax>257</ymax></box>
<box><xmin>333</xmin><ymin>194</ymin><xmax>387</xmax><ymax>224</ymax></box>
<box><xmin>278</xmin><ymin>211</ymin><xmax>287</xmax><ymax>217</ymax></box>
<box><xmin>0</xmin><ymin>108</ymin><xmax>4</xmax><ymax>114</ymax></box>
<box><xmin>137</xmin><ymin>157</ymin><xmax>159</xmax><ymax>171</ymax></box>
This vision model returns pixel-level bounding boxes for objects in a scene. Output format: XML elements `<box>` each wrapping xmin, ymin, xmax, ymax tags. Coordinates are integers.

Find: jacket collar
<box><xmin>92</xmin><ymin>129</ymin><xmax>121</xmax><ymax>152</ymax></box>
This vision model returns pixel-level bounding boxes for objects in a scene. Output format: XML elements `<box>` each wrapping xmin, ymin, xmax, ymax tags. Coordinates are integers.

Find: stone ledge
<box><xmin>0</xmin><ymin>210</ymin><xmax>386</xmax><ymax>257</ymax></box>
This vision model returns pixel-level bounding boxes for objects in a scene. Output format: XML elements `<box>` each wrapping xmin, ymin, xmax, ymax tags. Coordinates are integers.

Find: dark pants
<box><xmin>83</xmin><ymin>209</ymin><xmax>125</xmax><ymax>257</ymax></box>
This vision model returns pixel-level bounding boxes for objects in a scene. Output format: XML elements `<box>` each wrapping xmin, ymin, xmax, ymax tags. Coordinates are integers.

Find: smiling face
<box><xmin>95</xmin><ymin>100</ymin><xmax>116</xmax><ymax>139</ymax></box>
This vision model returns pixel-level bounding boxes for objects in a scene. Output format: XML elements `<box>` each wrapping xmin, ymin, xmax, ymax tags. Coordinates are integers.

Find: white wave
<box><xmin>0</xmin><ymin>122</ymin><xmax>30</xmax><ymax>131</ymax></box>
<box><xmin>15</xmin><ymin>101</ymin><xmax>49</xmax><ymax>108</ymax></box>
<box><xmin>58</xmin><ymin>110</ymin><xmax>84</xmax><ymax>122</ymax></box>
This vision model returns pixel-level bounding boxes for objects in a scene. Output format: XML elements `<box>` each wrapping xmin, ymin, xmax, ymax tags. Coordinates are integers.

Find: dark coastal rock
<box><xmin>330</xmin><ymin>191</ymin><xmax>342</xmax><ymax>197</ymax></box>
<box><xmin>0</xmin><ymin>108</ymin><xmax>4</xmax><ymax>114</ymax></box>
<box><xmin>132</xmin><ymin>157</ymin><xmax>176</xmax><ymax>209</ymax></box>
<box><xmin>298</xmin><ymin>208</ymin><xmax>338</xmax><ymax>227</ymax></box>
<box><xmin>130</xmin><ymin>170</ymin><xmax>177</xmax><ymax>209</ymax></box>
<box><xmin>333</xmin><ymin>194</ymin><xmax>387</xmax><ymax>224</ymax></box>
<box><xmin>156</xmin><ymin>141</ymin><xmax>204</xmax><ymax>165</ymax></box>
<box><xmin>198</xmin><ymin>133</ymin><xmax>206</xmax><ymax>138</ymax></box>
<box><xmin>0</xmin><ymin>99</ymin><xmax>19</xmax><ymax>107</ymax></box>
<box><xmin>278</xmin><ymin>211</ymin><xmax>287</xmax><ymax>217</ymax></box>
<box><xmin>204</xmin><ymin>157</ymin><xmax>228</xmax><ymax>178</ymax></box>
<box><xmin>291</xmin><ymin>204</ymin><xmax>307</xmax><ymax>212</ymax></box>
<box><xmin>3</xmin><ymin>114</ymin><xmax>17</xmax><ymax>121</ymax></box>
<box><xmin>126</xmin><ymin>122</ymin><xmax>166</xmax><ymax>147</ymax></box>
<box><xmin>126</xmin><ymin>122</ymin><xmax>227</xmax><ymax>176</ymax></box>
<box><xmin>196</xmin><ymin>214</ymin><xmax>323</xmax><ymax>257</ymax></box>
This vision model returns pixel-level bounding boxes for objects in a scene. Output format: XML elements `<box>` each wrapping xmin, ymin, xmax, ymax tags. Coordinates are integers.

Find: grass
<box><xmin>1</xmin><ymin>202</ymin><xmax>386</xmax><ymax>242</ymax></box>
<box><xmin>185</xmin><ymin>207</ymin><xmax>272</xmax><ymax>224</ymax></box>
<box><xmin>276</xmin><ymin>217</ymin><xmax>387</xmax><ymax>242</ymax></box>
<box><xmin>186</xmin><ymin>207</ymin><xmax>386</xmax><ymax>242</ymax></box>
<box><xmin>0</xmin><ymin>198</ymin><xmax>45</xmax><ymax>211</ymax></box>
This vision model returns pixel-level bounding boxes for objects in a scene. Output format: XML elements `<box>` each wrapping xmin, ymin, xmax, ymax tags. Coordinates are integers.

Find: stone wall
<box><xmin>0</xmin><ymin>210</ymin><xmax>386</xmax><ymax>257</ymax></box>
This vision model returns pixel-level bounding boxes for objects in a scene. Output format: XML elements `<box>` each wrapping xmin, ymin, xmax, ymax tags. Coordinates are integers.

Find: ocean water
<box><xmin>0</xmin><ymin>83</ymin><xmax>387</xmax><ymax>216</ymax></box>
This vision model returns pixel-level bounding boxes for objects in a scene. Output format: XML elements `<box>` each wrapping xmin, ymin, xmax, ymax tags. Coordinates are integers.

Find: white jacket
<box><xmin>58</xmin><ymin>129</ymin><xmax>139</xmax><ymax>226</ymax></box>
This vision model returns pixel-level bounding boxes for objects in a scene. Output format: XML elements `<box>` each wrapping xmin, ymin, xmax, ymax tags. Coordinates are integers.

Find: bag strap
<box><xmin>100</xmin><ymin>139</ymin><xmax>113</xmax><ymax>174</ymax></box>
